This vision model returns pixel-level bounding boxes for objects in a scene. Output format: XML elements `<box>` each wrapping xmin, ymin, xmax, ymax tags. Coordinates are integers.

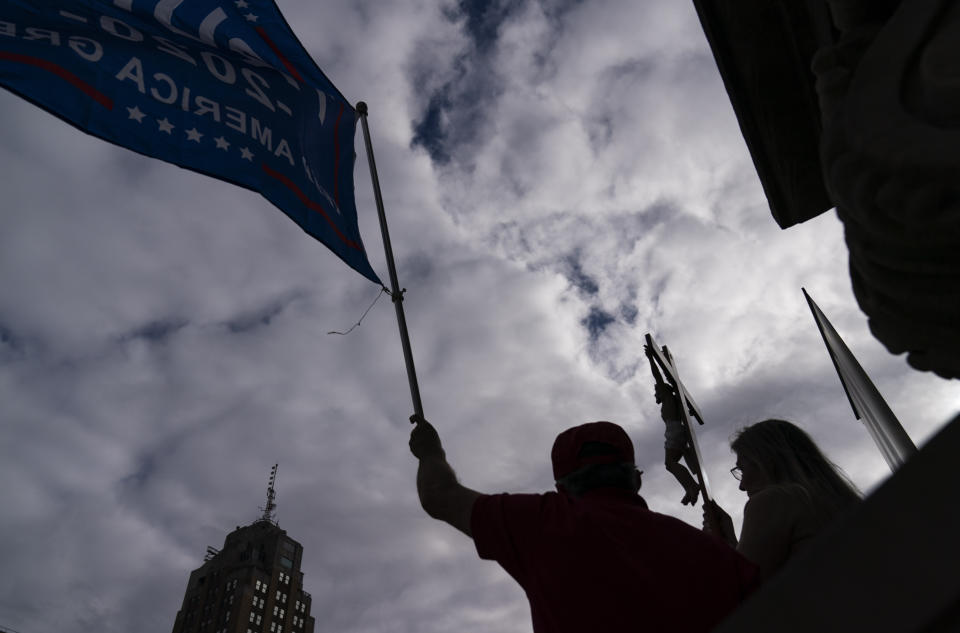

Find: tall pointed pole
<box><xmin>802</xmin><ymin>288</ymin><xmax>916</xmax><ymax>470</ymax></box>
<box><xmin>356</xmin><ymin>102</ymin><xmax>425</xmax><ymax>419</ymax></box>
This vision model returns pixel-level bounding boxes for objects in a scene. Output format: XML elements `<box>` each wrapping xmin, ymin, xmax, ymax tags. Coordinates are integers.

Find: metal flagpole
<box><xmin>355</xmin><ymin>102</ymin><xmax>425</xmax><ymax>419</ymax></box>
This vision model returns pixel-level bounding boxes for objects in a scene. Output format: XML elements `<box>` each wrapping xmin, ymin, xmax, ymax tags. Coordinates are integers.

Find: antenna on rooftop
<box><xmin>259</xmin><ymin>464</ymin><xmax>278</xmax><ymax>523</ymax></box>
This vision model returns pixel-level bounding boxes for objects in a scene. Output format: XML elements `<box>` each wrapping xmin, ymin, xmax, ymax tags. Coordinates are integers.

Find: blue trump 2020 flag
<box><xmin>0</xmin><ymin>0</ymin><xmax>381</xmax><ymax>283</ymax></box>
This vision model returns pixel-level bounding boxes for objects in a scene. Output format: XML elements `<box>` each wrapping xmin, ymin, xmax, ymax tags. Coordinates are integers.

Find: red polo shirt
<box><xmin>472</xmin><ymin>488</ymin><xmax>758</xmax><ymax>633</ymax></box>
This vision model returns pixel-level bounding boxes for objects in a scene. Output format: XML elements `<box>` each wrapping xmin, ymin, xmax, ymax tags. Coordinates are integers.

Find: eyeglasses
<box><xmin>730</xmin><ymin>466</ymin><xmax>743</xmax><ymax>481</ymax></box>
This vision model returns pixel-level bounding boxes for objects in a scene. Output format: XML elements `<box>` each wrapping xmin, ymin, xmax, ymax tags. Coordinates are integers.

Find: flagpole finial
<box><xmin>356</xmin><ymin>101</ymin><xmax>368</xmax><ymax>115</ymax></box>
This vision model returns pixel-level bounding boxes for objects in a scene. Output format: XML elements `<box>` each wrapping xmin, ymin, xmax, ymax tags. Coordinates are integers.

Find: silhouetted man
<box><xmin>409</xmin><ymin>415</ymin><xmax>759</xmax><ymax>633</ymax></box>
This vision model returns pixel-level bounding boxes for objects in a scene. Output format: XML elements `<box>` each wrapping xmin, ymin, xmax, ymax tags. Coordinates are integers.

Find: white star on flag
<box><xmin>245</xmin><ymin>13</ymin><xmax>258</xmax><ymax>22</ymax></box>
<box><xmin>186</xmin><ymin>128</ymin><xmax>203</xmax><ymax>142</ymax></box>
<box><xmin>126</xmin><ymin>106</ymin><xmax>145</xmax><ymax>122</ymax></box>
<box><xmin>214</xmin><ymin>137</ymin><xmax>230</xmax><ymax>150</ymax></box>
<box><xmin>239</xmin><ymin>147</ymin><xmax>254</xmax><ymax>161</ymax></box>
<box><xmin>235</xmin><ymin>0</ymin><xmax>249</xmax><ymax>7</ymax></box>
<box><xmin>157</xmin><ymin>118</ymin><xmax>174</xmax><ymax>133</ymax></box>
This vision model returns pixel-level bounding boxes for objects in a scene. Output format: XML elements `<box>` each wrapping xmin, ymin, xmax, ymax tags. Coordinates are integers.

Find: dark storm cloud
<box><xmin>0</xmin><ymin>322</ymin><xmax>18</xmax><ymax>347</ymax></box>
<box><xmin>411</xmin><ymin>90</ymin><xmax>456</xmax><ymax>164</ymax></box>
<box><xmin>118</xmin><ymin>415</ymin><xmax>214</xmax><ymax>494</ymax></box>
<box><xmin>453</xmin><ymin>0</ymin><xmax>585</xmax><ymax>59</ymax></box>
<box><xmin>121</xmin><ymin>448</ymin><xmax>163</xmax><ymax>491</ymax></box>
<box><xmin>410</xmin><ymin>0</ymin><xmax>603</xmax><ymax>168</ymax></box>
<box><xmin>122</xmin><ymin>319</ymin><xmax>189</xmax><ymax>344</ymax></box>
<box><xmin>620</xmin><ymin>302</ymin><xmax>638</xmax><ymax>325</ymax></box>
<box><xmin>410</xmin><ymin>58</ymin><xmax>503</xmax><ymax>166</ymax></box>
<box><xmin>0</xmin><ymin>322</ymin><xmax>26</xmax><ymax>360</ymax></box>
<box><xmin>411</xmin><ymin>0</ymin><xmax>527</xmax><ymax>165</ymax></box>
<box><xmin>561</xmin><ymin>250</ymin><xmax>599</xmax><ymax>296</ymax></box>
<box><xmin>455</xmin><ymin>0</ymin><xmax>522</xmax><ymax>52</ymax></box>
<box><xmin>581</xmin><ymin>306</ymin><xmax>615</xmax><ymax>342</ymax></box>
<box><xmin>222</xmin><ymin>293</ymin><xmax>303</xmax><ymax>334</ymax></box>
<box><xmin>400</xmin><ymin>250</ymin><xmax>435</xmax><ymax>284</ymax></box>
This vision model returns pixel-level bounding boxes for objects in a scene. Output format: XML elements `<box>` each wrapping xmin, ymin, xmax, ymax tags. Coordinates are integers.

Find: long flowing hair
<box><xmin>731</xmin><ymin>419</ymin><xmax>860</xmax><ymax>516</ymax></box>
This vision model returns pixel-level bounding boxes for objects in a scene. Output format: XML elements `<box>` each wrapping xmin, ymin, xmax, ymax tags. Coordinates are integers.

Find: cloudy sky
<box><xmin>1</xmin><ymin>1</ymin><xmax>957</xmax><ymax>632</ymax></box>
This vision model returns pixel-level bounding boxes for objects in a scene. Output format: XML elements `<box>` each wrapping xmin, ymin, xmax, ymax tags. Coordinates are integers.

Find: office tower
<box><xmin>172</xmin><ymin>466</ymin><xmax>315</xmax><ymax>633</ymax></box>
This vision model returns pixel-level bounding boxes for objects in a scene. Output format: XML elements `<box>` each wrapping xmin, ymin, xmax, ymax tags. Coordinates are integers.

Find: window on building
<box><xmin>270</xmin><ymin>623</ymin><xmax>276</xmax><ymax>632</ymax></box>
<box><xmin>256</xmin><ymin>615</ymin><xmax>262</xmax><ymax>625</ymax></box>
<box><xmin>255</xmin><ymin>580</ymin><xmax>262</xmax><ymax>591</ymax></box>
<box><xmin>282</xmin><ymin>594</ymin><xmax>287</xmax><ymax>604</ymax></box>
<box><xmin>250</xmin><ymin>613</ymin><xmax>255</xmax><ymax>623</ymax></box>
<box><xmin>273</xmin><ymin>606</ymin><xmax>278</xmax><ymax>616</ymax></box>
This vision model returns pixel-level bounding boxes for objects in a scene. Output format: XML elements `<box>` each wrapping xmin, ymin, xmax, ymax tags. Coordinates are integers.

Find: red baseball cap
<box><xmin>551</xmin><ymin>421</ymin><xmax>635</xmax><ymax>480</ymax></box>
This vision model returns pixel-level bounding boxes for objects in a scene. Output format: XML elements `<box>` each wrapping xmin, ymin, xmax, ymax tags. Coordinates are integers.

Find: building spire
<box><xmin>259</xmin><ymin>464</ymin><xmax>278</xmax><ymax>523</ymax></box>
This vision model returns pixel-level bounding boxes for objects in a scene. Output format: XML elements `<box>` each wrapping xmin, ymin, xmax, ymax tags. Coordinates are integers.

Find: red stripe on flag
<box><xmin>261</xmin><ymin>163</ymin><xmax>361</xmax><ymax>251</ymax></box>
<box><xmin>254</xmin><ymin>27</ymin><xmax>303</xmax><ymax>83</ymax></box>
<box><xmin>0</xmin><ymin>51</ymin><xmax>113</xmax><ymax>109</ymax></box>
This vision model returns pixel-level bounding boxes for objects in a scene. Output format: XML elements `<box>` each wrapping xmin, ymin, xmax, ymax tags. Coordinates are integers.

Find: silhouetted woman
<box><xmin>704</xmin><ymin>419</ymin><xmax>861</xmax><ymax>580</ymax></box>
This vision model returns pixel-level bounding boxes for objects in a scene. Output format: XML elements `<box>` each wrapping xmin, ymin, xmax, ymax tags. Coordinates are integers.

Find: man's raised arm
<box><xmin>409</xmin><ymin>415</ymin><xmax>482</xmax><ymax>537</ymax></box>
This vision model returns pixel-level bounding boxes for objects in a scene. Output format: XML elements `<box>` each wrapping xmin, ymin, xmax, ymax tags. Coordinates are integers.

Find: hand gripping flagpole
<box><xmin>356</xmin><ymin>102</ymin><xmax>425</xmax><ymax>419</ymax></box>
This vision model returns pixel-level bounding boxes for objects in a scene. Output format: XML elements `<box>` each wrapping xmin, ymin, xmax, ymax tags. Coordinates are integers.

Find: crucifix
<box><xmin>644</xmin><ymin>333</ymin><xmax>713</xmax><ymax>505</ymax></box>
